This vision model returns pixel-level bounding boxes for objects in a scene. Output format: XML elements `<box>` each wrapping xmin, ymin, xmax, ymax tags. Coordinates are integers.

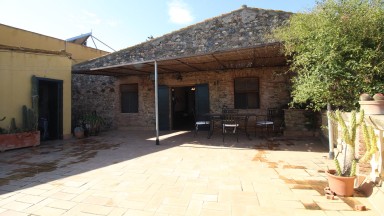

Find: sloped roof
<box><xmin>78</xmin><ymin>43</ymin><xmax>285</xmax><ymax>76</ymax></box>
<box><xmin>72</xmin><ymin>6</ymin><xmax>291</xmax><ymax>75</ymax></box>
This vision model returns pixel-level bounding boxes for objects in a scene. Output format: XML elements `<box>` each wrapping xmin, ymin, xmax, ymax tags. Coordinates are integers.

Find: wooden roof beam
<box><xmin>174</xmin><ymin>59</ymin><xmax>203</xmax><ymax>71</ymax></box>
<box><xmin>211</xmin><ymin>54</ymin><xmax>228</xmax><ymax>69</ymax></box>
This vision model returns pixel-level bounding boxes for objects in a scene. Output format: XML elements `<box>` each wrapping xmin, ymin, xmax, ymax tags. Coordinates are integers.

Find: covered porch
<box><xmin>72</xmin><ymin>43</ymin><xmax>291</xmax><ymax>132</ymax></box>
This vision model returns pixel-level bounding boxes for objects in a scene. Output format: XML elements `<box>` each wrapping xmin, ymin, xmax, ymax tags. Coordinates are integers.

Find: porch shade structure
<box><xmin>72</xmin><ymin>42</ymin><xmax>287</xmax><ymax>145</ymax></box>
<box><xmin>72</xmin><ymin>43</ymin><xmax>286</xmax><ymax>76</ymax></box>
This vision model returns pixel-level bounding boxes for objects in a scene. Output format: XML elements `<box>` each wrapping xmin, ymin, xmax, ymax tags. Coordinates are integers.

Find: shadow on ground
<box><xmin>1</xmin><ymin>130</ymin><xmax>327</xmax><ymax>194</ymax></box>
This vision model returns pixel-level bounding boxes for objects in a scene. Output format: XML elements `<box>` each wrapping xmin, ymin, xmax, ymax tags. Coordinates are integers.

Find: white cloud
<box><xmin>82</xmin><ymin>10</ymin><xmax>101</xmax><ymax>25</ymax></box>
<box><xmin>107</xmin><ymin>20</ymin><xmax>118</xmax><ymax>27</ymax></box>
<box><xmin>167</xmin><ymin>0</ymin><xmax>194</xmax><ymax>25</ymax></box>
<box><xmin>83</xmin><ymin>10</ymin><xmax>97</xmax><ymax>18</ymax></box>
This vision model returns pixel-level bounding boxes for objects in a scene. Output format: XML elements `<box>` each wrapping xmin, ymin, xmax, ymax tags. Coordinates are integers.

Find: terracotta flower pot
<box><xmin>74</xmin><ymin>127</ymin><xmax>85</xmax><ymax>139</ymax></box>
<box><xmin>359</xmin><ymin>93</ymin><xmax>373</xmax><ymax>101</ymax></box>
<box><xmin>359</xmin><ymin>100</ymin><xmax>384</xmax><ymax>115</ymax></box>
<box><xmin>0</xmin><ymin>131</ymin><xmax>40</xmax><ymax>152</ymax></box>
<box><xmin>373</xmin><ymin>93</ymin><xmax>384</xmax><ymax>101</ymax></box>
<box><xmin>326</xmin><ymin>170</ymin><xmax>356</xmax><ymax>197</ymax></box>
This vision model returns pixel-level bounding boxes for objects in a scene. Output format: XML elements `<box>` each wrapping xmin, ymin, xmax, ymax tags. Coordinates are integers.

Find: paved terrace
<box><xmin>0</xmin><ymin>130</ymin><xmax>381</xmax><ymax>216</ymax></box>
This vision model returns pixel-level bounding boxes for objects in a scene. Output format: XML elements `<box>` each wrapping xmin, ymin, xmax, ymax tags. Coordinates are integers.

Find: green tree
<box><xmin>273</xmin><ymin>0</ymin><xmax>384</xmax><ymax>111</ymax></box>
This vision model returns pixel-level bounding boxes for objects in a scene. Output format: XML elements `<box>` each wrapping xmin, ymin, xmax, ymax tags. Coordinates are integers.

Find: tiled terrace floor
<box><xmin>0</xmin><ymin>130</ymin><xmax>381</xmax><ymax>216</ymax></box>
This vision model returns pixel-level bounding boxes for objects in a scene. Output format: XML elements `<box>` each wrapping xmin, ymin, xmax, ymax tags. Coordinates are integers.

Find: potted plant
<box><xmin>373</xmin><ymin>93</ymin><xmax>384</xmax><ymax>101</ymax></box>
<box><xmin>327</xmin><ymin>110</ymin><xmax>377</xmax><ymax>196</ymax></box>
<box><xmin>73</xmin><ymin>125</ymin><xmax>85</xmax><ymax>139</ymax></box>
<box><xmin>359</xmin><ymin>93</ymin><xmax>373</xmax><ymax>101</ymax></box>
<box><xmin>0</xmin><ymin>76</ymin><xmax>40</xmax><ymax>151</ymax></box>
<box><xmin>0</xmin><ymin>107</ymin><xmax>40</xmax><ymax>151</ymax></box>
<box><xmin>83</xmin><ymin>111</ymin><xmax>104</xmax><ymax>136</ymax></box>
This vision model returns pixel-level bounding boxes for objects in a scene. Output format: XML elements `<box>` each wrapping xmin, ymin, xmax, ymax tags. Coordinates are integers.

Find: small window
<box><xmin>121</xmin><ymin>84</ymin><xmax>138</xmax><ymax>113</ymax></box>
<box><xmin>234</xmin><ymin>77</ymin><xmax>260</xmax><ymax>109</ymax></box>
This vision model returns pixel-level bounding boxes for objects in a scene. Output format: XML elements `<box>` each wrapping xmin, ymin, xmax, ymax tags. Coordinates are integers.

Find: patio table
<box><xmin>204</xmin><ymin>113</ymin><xmax>258</xmax><ymax>140</ymax></box>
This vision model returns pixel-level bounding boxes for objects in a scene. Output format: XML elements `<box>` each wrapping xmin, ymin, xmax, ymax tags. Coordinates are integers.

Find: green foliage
<box><xmin>273</xmin><ymin>0</ymin><xmax>384</xmax><ymax>111</ymax></box>
<box><xmin>83</xmin><ymin>111</ymin><xmax>104</xmax><ymax>136</ymax></box>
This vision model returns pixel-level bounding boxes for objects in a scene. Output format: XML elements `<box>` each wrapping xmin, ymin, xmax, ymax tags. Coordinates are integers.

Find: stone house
<box><xmin>72</xmin><ymin>6</ymin><xmax>293</xmax><ymax>131</ymax></box>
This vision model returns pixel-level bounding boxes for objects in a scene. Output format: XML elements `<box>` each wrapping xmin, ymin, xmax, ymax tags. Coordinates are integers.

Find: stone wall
<box><xmin>73</xmin><ymin>7</ymin><xmax>292</xmax><ymax>71</ymax></box>
<box><xmin>72</xmin><ymin>74</ymin><xmax>118</xmax><ymax>131</ymax></box>
<box><xmin>72</xmin><ymin>6</ymin><xmax>293</xmax><ymax>131</ymax></box>
<box><xmin>112</xmin><ymin>67</ymin><xmax>290</xmax><ymax>130</ymax></box>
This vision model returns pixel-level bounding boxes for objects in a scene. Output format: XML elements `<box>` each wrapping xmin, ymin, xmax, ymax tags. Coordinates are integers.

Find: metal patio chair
<box><xmin>222</xmin><ymin>108</ymin><xmax>239</xmax><ymax>142</ymax></box>
<box><xmin>255</xmin><ymin>108</ymin><xmax>278</xmax><ymax>137</ymax></box>
<box><xmin>192</xmin><ymin>109</ymin><xmax>210</xmax><ymax>137</ymax></box>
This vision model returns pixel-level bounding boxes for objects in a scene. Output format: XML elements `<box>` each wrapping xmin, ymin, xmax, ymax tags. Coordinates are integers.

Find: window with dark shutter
<box><xmin>234</xmin><ymin>77</ymin><xmax>260</xmax><ymax>109</ymax></box>
<box><xmin>121</xmin><ymin>84</ymin><xmax>138</xmax><ymax>113</ymax></box>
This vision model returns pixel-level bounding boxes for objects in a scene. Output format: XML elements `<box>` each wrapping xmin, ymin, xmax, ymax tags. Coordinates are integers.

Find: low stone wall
<box><xmin>283</xmin><ymin>109</ymin><xmax>320</xmax><ymax>137</ymax></box>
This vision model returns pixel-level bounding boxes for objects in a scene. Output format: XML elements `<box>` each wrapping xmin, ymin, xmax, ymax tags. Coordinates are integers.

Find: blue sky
<box><xmin>0</xmin><ymin>0</ymin><xmax>317</xmax><ymax>52</ymax></box>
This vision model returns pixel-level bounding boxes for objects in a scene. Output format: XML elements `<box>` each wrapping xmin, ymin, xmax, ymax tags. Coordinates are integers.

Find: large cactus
<box><xmin>360</xmin><ymin>122</ymin><xmax>378</xmax><ymax>163</ymax></box>
<box><xmin>329</xmin><ymin>110</ymin><xmax>364</xmax><ymax>176</ymax></box>
<box><xmin>22</xmin><ymin>105</ymin><xmax>36</xmax><ymax>131</ymax></box>
<box><xmin>10</xmin><ymin>118</ymin><xmax>16</xmax><ymax>132</ymax></box>
<box><xmin>21</xmin><ymin>76</ymin><xmax>39</xmax><ymax>132</ymax></box>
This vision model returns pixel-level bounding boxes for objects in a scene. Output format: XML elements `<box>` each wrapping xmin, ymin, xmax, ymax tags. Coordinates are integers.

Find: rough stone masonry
<box><xmin>72</xmin><ymin>6</ymin><xmax>292</xmax><ymax>131</ymax></box>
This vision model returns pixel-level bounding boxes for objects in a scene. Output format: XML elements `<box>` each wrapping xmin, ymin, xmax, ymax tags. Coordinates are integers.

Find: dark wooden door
<box><xmin>37</xmin><ymin>78</ymin><xmax>63</xmax><ymax>140</ymax></box>
<box><xmin>195</xmin><ymin>84</ymin><xmax>209</xmax><ymax>117</ymax></box>
<box><xmin>158</xmin><ymin>85</ymin><xmax>170</xmax><ymax>130</ymax></box>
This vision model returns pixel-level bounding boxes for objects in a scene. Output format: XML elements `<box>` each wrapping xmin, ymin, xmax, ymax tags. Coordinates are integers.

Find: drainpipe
<box><xmin>155</xmin><ymin>60</ymin><xmax>160</xmax><ymax>145</ymax></box>
<box><xmin>327</xmin><ymin>103</ymin><xmax>334</xmax><ymax>159</ymax></box>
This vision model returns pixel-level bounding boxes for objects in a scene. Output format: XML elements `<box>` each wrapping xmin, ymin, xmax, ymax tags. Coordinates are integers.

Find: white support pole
<box><xmin>154</xmin><ymin>61</ymin><xmax>160</xmax><ymax>145</ymax></box>
<box><xmin>327</xmin><ymin>103</ymin><xmax>334</xmax><ymax>159</ymax></box>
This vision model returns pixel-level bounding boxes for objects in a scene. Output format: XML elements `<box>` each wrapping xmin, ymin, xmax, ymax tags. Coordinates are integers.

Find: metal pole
<box><xmin>327</xmin><ymin>103</ymin><xmax>334</xmax><ymax>159</ymax></box>
<box><xmin>154</xmin><ymin>61</ymin><xmax>160</xmax><ymax>145</ymax></box>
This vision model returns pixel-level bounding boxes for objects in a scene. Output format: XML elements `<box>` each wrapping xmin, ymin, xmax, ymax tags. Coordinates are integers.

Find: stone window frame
<box><xmin>234</xmin><ymin>77</ymin><xmax>260</xmax><ymax>109</ymax></box>
<box><xmin>120</xmin><ymin>83</ymin><xmax>138</xmax><ymax>113</ymax></box>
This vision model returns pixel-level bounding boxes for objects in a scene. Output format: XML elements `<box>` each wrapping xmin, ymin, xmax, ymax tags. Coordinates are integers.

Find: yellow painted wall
<box><xmin>0</xmin><ymin>24</ymin><xmax>110</xmax><ymax>139</ymax></box>
<box><xmin>0</xmin><ymin>50</ymin><xmax>72</xmax><ymax>137</ymax></box>
<box><xmin>0</xmin><ymin>24</ymin><xmax>109</xmax><ymax>64</ymax></box>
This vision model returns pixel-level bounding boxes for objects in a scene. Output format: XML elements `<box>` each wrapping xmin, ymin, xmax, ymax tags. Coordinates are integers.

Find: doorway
<box><xmin>38</xmin><ymin>78</ymin><xmax>63</xmax><ymax>140</ymax></box>
<box><xmin>171</xmin><ymin>86</ymin><xmax>195</xmax><ymax>130</ymax></box>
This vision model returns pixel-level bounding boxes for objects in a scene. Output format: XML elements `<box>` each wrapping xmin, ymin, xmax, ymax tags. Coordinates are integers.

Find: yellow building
<box><xmin>0</xmin><ymin>24</ymin><xmax>109</xmax><ymax>139</ymax></box>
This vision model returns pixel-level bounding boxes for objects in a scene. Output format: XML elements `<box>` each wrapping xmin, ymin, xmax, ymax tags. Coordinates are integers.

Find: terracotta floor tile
<box><xmin>0</xmin><ymin>131</ymin><xmax>381</xmax><ymax>216</ymax></box>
